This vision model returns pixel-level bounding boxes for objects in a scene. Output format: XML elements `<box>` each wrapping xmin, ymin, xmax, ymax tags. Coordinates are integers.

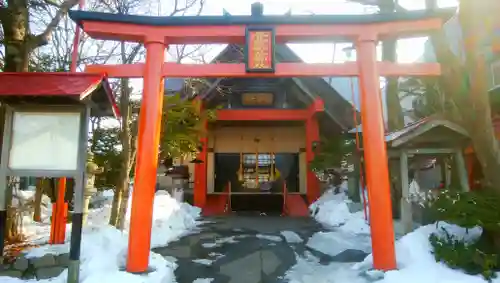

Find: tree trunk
<box><xmin>379</xmin><ymin>0</ymin><xmax>404</xmax><ymax>220</ymax></box>
<box><xmin>384</xmin><ymin>42</ymin><xmax>405</xmax><ymax>131</ymax></box>
<box><xmin>4</xmin><ymin>178</ymin><xmax>19</xmax><ymax>241</ymax></box>
<box><xmin>109</xmin><ymin>41</ymin><xmax>136</xmax><ymax>228</ymax></box>
<box><xmin>2</xmin><ymin>0</ymin><xmax>29</xmax><ymax>237</ymax></box>
<box><xmin>116</xmin><ymin>177</ymin><xmax>131</xmax><ymax>230</ymax></box>
<box><xmin>33</xmin><ymin>179</ymin><xmax>43</xmax><ymax>222</ymax></box>
<box><xmin>5</xmin><ymin>209</ymin><xmax>19</xmax><ymax>241</ymax></box>
<box><xmin>456</xmin><ymin>0</ymin><xmax>500</xmax><ymax>190</ymax></box>
<box><xmin>108</xmin><ymin>76</ymin><xmax>133</xmax><ymax>229</ymax></box>
<box><xmin>380</xmin><ymin>0</ymin><xmax>405</xmax><ymax>132</ymax></box>
<box><xmin>428</xmin><ymin>0</ymin><xmax>500</xmax><ymax>190</ymax></box>
<box><xmin>108</xmin><ymin>188</ymin><xmax>122</xmax><ymax>226</ymax></box>
<box><xmin>1</xmin><ymin>0</ymin><xmax>31</xmax><ymax>72</ymax></box>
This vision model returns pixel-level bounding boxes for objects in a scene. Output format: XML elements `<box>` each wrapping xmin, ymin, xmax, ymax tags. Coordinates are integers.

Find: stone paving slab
<box><xmin>152</xmin><ymin>216</ymin><xmax>369</xmax><ymax>283</ymax></box>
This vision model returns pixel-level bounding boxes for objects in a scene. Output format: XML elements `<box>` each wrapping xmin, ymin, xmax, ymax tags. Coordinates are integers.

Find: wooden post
<box><xmin>55</xmin><ymin>177</ymin><xmax>67</xmax><ymax>243</ymax></box>
<box><xmin>50</xmin><ymin>178</ymin><xmax>67</xmax><ymax>244</ymax></box>
<box><xmin>227</xmin><ymin>180</ymin><xmax>231</xmax><ymax>213</ymax></box>
<box><xmin>305</xmin><ymin>116</ymin><xmax>320</xmax><ymax>203</ymax></box>
<box><xmin>389</xmin><ymin>159</ymin><xmax>402</xmax><ymax>219</ymax></box>
<box><xmin>454</xmin><ymin>149</ymin><xmax>470</xmax><ymax>192</ymax></box>
<box><xmin>194</xmin><ymin>99</ymin><xmax>208</xmax><ymax>209</ymax></box>
<box><xmin>347</xmin><ymin>156</ymin><xmax>361</xmax><ymax>203</ymax></box>
<box><xmin>400</xmin><ymin>151</ymin><xmax>413</xmax><ymax>234</ymax></box>
<box><xmin>439</xmin><ymin>158</ymin><xmax>447</xmax><ymax>189</ymax></box>
<box><xmin>465</xmin><ymin>153</ymin><xmax>475</xmax><ymax>189</ymax></box>
<box><xmin>126</xmin><ymin>39</ymin><xmax>165</xmax><ymax>273</ymax></box>
<box><xmin>356</xmin><ymin>35</ymin><xmax>396</xmax><ymax>270</ymax></box>
<box><xmin>49</xmin><ymin>203</ymin><xmax>57</xmax><ymax>244</ymax></box>
<box><xmin>444</xmin><ymin>158</ymin><xmax>451</xmax><ymax>189</ymax></box>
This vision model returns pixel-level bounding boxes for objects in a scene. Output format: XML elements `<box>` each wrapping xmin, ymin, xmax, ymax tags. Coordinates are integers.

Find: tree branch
<box><xmin>31</xmin><ymin>0</ymin><xmax>79</xmax><ymax>48</ymax></box>
<box><xmin>41</xmin><ymin>0</ymin><xmax>61</xmax><ymax>8</ymax></box>
<box><xmin>30</xmin><ymin>0</ymin><xmax>61</xmax><ymax>9</ymax></box>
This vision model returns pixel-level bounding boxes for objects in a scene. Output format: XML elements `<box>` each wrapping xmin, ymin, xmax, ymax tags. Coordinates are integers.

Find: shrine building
<box><xmin>169</xmin><ymin>44</ymin><xmax>357</xmax><ymax>216</ymax></box>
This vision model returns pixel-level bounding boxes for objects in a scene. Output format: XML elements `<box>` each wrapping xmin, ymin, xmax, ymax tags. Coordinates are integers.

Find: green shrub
<box><xmin>430</xmin><ymin>227</ymin><xmax>499</xmax><ymax>281</ymax></box>
<box><xmin>425</xmin><ymin>189</ymin><xmax>500</xmax><ymax>232</ymax></box>
<box><xmin>426</xmin><ymin>189</ymin><xmax>500</xmax><ymax>281</ymax></box>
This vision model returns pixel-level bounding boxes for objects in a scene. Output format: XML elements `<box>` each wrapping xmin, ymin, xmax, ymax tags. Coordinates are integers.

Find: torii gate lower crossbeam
<box><xmin>69</xmin><ymin>4</ymin><xmax>449</xmax><ymax>274</ymax></box>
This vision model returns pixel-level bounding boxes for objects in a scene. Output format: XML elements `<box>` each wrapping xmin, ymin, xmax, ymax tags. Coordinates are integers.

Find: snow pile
<box><xmin>310</xmin><ymin>188</ymin><xmax>370</xmax><ymax>235</ymax></box>
<box><xmin>354</xmin><ymin>222</ymin><xmax>492</xmax><ymax>283</ymax></box>
<box><xmin>285</xmin><ymin>251</ymin><xmax>368</xmax><ymax>283</ymax></box>
<box><xmin>89</xmin><ymin>189</ymin><xmax>115</xmax><ymax>208</ymax></box>
<box><xmin>145</xmin><ymin>191</ymin><xmax>201</xmax><ymax>248</ymax></box>
<box><xmin>2</xmin><ymin>190</ymin><xmax>201</xmax><ymax>283</ymax></box>
<box><xmin>281</xmin><ymin>231</ymin><xmax>303</xmax><ymax>243</ymax></box>
<box><xmin>307</xmin><ymin>231</ymin><xmax>371</xmax><ymax>257</ymax></box>
<box><xmin>289</xmin><ymin>216</ymin><xmax>495</xmax><ymax>283</ymax></box>
<box><xmin>20</xmin><ymin>188</ymin><xmax>115</xmax><ymax>242</ymax></box>
<box><xmin>17</xmin><ymin>190</ymin><xmax>54</xmax><ymax>241</ymax></box>
<box><xmin>294</xmin><ymin>183</ymin><xmax>497</xmax><ymax>283</ymax></box>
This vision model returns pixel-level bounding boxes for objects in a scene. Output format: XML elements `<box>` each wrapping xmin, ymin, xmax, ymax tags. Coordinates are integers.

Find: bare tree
<box><xmin>25</xmin><ymin>0</ymin><xmax>123</xmax><ymax>226</ymax></box>
<box><xmin>428</xmin><ymin>0</ymin><xmax>500</xmax><ymax>190</ymax></box>
<box><xmin>0</xmin><ymin>0</ymin><xmax>82</xmax><ymax>72</ymax></box>
<box><xmin>101</xmin><ymin>0</ymin><xmax>207</xmax><ymax>229</ymax></box>
<box><xmin>398</xmin><ymin>0</ymin><xmax>500</xmax><ymax>192</ymax></box>
<box><xmin>349</xmin><ymin>0</ymin><xmax>404</xmax><ymax>131</ymax></box>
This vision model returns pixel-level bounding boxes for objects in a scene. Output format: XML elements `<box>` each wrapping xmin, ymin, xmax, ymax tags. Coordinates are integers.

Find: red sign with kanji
<box><xmin>246</xmin><ymin>29</ymin><xmax>275</xmax><ymax>72</ymax></box>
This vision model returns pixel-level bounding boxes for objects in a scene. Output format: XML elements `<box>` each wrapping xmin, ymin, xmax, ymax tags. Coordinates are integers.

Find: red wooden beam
<box><xmin>216</xmin><ymin>109</ymin><xmax>309</xmax><ymax>121</ymax></box>
<box><xmin>86</xmin><ymin>62</ymin><xmax>441</xmax><ymax>78</ymax></box>
<box><xmin>80</xmin><ymin>17</ymin><xmax>444</xmax><ymax>44</ymax></box>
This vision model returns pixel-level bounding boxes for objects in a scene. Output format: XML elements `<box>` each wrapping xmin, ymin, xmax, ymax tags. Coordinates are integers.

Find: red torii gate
<box><xmin>69</xmin><ymin>3</ymin><xmax>450</xmax><ymax>273</ymax></box>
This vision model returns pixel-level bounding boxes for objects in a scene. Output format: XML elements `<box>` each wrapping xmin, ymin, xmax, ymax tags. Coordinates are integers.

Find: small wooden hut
<box><xmin>349</xmin><ymin>117</ymin><xmax>470</xmax><ymax>234</ymax></box>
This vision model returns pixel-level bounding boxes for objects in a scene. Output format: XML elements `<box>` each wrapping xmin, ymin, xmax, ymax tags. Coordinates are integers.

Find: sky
<box><xmin>109</xmin><ymin>0</ymin><xmax>461</xmax><ymax>128</ymax></box>
<box><xmin>162</xmin><ymin>0</ymin><xmax>460</xmax><ymax>64</ymax></box>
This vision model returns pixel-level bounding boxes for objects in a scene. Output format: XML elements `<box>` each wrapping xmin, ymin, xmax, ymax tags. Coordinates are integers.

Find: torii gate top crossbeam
<box><xmin>69</xmin><ymin>8</ymin><xmax>454</xmax><ymax>44</ymax></box>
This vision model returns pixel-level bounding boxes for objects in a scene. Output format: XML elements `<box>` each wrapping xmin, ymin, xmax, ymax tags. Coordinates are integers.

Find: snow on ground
<box><xmin>354</xmin><ymin>223</ymin><xmax>491</xmax><ymax>283</ymax></box>
<box><xmin>286</xmin><ymin>186</ymin><xmax>498</xmax><ymax>283</ymax></box>
<box><xmin>286</xmin><ymin>255</ymin><xmax>368</xmax><ymax>283</ymax></box>
<box><xmin>192</xmin><ymin>259</ymin><xmax>213</xmax><ymax>266</ymax></box>
<box><xmin>281</xmin><ymin>231</ymin><xmax>303</xmax><ymax>243</ymax></box>
<box><xmin>256</xmin><ymin>234</ymin><xmax>283</xmax><ymax>242</ymax></box>
<box><xmin>2</xmin><ymin>189</ymin><xmax>201</xmax><ymax>283</ymax></box>
<box><xmin>310</xmin><ymin>187</ymin><xmax>370</xmax><ymax>235</ymax></box>
<box><xmin>202</xmin><ymin>236</ymin><xmax>238</xmax><ymax>248</ymax></box>
<box><xmin>307</xmin><ymin>230</ymin><xmax>371</xmax><ymax>257</ymax></box>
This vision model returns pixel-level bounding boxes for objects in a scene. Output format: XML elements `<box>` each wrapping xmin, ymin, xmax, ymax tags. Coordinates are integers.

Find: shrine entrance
<box><xmin>69</xmin><ymin>2</ymin><xmax>449</xmax><ymax>274</ymax></box>
<box><xmin>212</xmin><ymin>151</ymin><xmax>300</xmax><ymax>215</ymax></box>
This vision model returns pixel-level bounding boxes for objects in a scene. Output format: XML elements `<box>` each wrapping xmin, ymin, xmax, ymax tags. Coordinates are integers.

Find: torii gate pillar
<box><xmin>126</xmin><ymin>39</ymin><xmax>166</xmax><ymax>273</ymax></box>
<box><xmin>357</xmin><ymin>35</ymin><xmax>396</xmax><ymax>270</ymax></box>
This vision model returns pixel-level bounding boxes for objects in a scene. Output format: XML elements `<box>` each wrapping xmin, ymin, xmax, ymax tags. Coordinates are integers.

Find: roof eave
<box><xmin>69</xmin><ymin>8</ymin><xmax>455</xmax><ymax>28</ymax></box>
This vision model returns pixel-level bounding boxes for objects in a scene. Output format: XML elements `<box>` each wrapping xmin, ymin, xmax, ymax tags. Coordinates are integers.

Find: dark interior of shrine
<box><xmin>214</xmin><ymin>153</ymin><xmax>300</xmax><ymax>214</ymax></box>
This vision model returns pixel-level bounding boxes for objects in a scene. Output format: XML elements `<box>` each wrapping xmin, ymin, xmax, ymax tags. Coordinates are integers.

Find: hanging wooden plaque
<box><xmin>245</xmin><ymin>27</ymin><xmax>275</xmax><ymax>73</ymax></box>
<box><xmin>241</xmin><ymin>92</ymin><xmax>274</xmax><ymax>106</ymax></box>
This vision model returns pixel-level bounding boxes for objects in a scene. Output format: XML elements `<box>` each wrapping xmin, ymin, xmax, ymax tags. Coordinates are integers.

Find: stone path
<box><xmin>153</xmin><ymin>215</ymin><xmax>369</xmax><ymax>283</ymax></box>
